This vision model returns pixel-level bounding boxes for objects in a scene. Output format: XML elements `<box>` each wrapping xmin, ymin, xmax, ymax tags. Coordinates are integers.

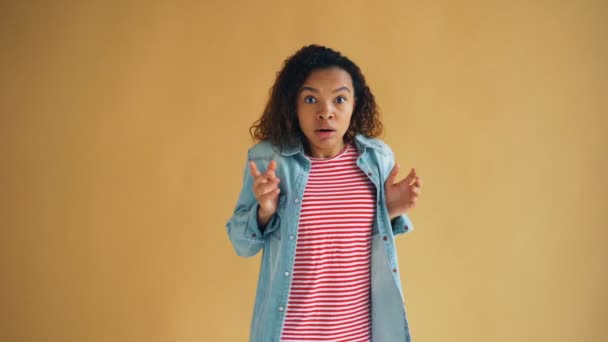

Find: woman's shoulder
<box><xmin>247</xmin><ymin>140</ymin><xmax>283</xmax><ymax>160</ymax></box>
<box><xmin>354</xmin><ymin>135</ymin><xmax>394</xmax><ymax>157</ymax></box>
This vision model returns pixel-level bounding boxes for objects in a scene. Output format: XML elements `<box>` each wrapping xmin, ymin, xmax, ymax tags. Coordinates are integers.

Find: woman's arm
<box><xmin>226</xmin><ymin>156</ymin><xmax>281</xmax><ymax>257</ymax></box>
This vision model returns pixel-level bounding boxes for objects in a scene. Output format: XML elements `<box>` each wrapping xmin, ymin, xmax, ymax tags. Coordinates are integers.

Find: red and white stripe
<box><xmin>280</xmin><ymin>144</ymin><xmax>375</xmax><ymax>342</ymax></box>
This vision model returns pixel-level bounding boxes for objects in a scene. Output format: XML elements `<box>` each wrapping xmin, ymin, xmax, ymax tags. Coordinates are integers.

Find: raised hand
<box><xmin>249</xmin><ymin>160</ymin><xmax>281</xmax><ymax>227</ymax></box>
<box><xmin>384</xmin><ymin>165</ymin><xmax>422</xmax><ymax>219</ymax></box>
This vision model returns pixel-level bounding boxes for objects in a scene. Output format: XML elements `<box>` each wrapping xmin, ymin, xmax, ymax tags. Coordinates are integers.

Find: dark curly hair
<box><xmin>250</xmin><ymin>44</ymin><xmax>382</xmax><ymax>147</ymax></box>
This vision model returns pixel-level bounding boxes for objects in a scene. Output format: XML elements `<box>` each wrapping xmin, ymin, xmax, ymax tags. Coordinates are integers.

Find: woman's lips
<box><xmin>315</xmin><ymin>129</ymin><xmax>336</xmax><ymax>139</ymax></box>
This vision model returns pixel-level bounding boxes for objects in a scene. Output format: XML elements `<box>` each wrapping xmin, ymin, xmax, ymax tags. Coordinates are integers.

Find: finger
<box><xmin>253</xmin><ymin>176</ymin><xmax>269</xmax><ymax>191</ymax></box>
<box><xmin>258</xmin><ymin>187</ymin><xmax>280</xmax><ymax>202</ymax></box>
<box><xmin>254</xmin><ymin>172</ymin><xmax>281</xmax><ymax>188</ymax></box>
<box><xmin>249</xmin><ymin>161</ymin><xmax>261</xmax><ymax>177</ymax></box>
<box><xmin>254</xmin><ymin>178</ymin><xmax>280</xmax><ymax>196</ymax></box>
<box><xmin>402</xmin><ymin>168</ymin><xmax>417</xmax><ymax>185</ymax></box>
<box><xmin>385</xmin><ymin>164</ymin><xmax>400</xmax><ymax>185</ymax></box>
<box><xmin>264</xmin><ymin>160</ymin><xmax>277</xmax><ymax>180</ymax></box>
<box><xmin>410</xmin><ymin>185</ymin><xmax>421</xmax><ymax>196</ymax></box>
<box><xmin>414</xmin><ymin>176</ymin><xmax>423</xmax><ymax>188</ymax></box>
<box><xmin>266</xmin><ymin>159</ymin><xmax>277</xmax><ymax>174</ymax></box>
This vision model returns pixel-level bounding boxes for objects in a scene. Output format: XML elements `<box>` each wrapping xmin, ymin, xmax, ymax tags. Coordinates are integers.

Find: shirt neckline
<box><xmin>308</xmin><ymin>143</ymin><xmax>352</xmax><ymax>162</ymax></box>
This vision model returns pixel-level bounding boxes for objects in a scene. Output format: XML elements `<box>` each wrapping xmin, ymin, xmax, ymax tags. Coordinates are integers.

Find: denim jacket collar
<box><xmin>280</xmin><ymin>134</ymin><xmax>382</xmax><ymax>156</ymax></box>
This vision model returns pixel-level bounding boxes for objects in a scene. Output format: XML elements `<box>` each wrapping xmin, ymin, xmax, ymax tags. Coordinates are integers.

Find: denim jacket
<box><xmin>226</xmin><ymin>134</ymin><xmax>415</xmax><ymax>342</ymax></box>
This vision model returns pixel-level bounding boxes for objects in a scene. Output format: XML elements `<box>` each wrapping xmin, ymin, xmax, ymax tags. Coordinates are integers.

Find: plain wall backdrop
<box><xmin>1</xmin><ymin>1</ymin><xmax>607</xmax><ymax>341</ymax></box>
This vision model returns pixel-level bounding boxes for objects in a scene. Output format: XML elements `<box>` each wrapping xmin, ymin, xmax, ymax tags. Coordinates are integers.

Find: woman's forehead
<box><xmin>300</xmin><ymin>68</ymin><xmax>353</xmax><ymax>92</ymax></box>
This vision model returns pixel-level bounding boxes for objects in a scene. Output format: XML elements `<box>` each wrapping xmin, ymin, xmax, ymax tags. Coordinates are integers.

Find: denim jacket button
<box><xmin>289</xmin><ymin>235</ymin><xmax>294</xmax><ymax>240</ymax></box>
<box><xmin>279</xmin><ymin>306</ymin><xmax>284</xmax><ymax>311</ymax></box>
<box><xmin>284</xmin><ymin>271</ymin><xmax>290</xmax><ymax>277</ymax></box>
<box><xmin>294</xmin><ymin>198</ymin><xmax>299</xmax><ymax>203</ymax></box>
<box><xmin>367</xmin><ymin>172</ymin><xmax>373</xmax><ymax>176</ymax></box>
<box><xmin>383</xmin><ymin>236</ymin><xmax>388</xmax><ymax>241</ymax></box>
<box><xmin>393</xmin><ymin>268</ymin><xmax>397</xmax><ymax>273</ymax></box>
<box><xmin>251</xmin><ymin>233</ymin><xmax>257</xmax><ymax>238</ymax></box>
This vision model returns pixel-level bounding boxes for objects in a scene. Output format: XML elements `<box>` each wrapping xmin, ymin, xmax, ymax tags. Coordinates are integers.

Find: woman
<box><xmin>226</xmin><ymin>44</ymin><xmax>422</xmax><ymax>342</ymax></box>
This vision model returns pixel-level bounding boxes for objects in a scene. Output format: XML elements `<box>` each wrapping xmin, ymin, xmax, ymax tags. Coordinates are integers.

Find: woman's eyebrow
<box><xmin>300</xmin><ymin>86</ymin><xmax>352</xmax><ymax>93</ymax></box>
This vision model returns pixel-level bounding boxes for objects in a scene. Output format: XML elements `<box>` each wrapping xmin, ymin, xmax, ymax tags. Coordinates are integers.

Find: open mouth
<box><xmin>315</xmin><ymin>128</ymin><xmax>336</xmax><ymax>139</ymax></box>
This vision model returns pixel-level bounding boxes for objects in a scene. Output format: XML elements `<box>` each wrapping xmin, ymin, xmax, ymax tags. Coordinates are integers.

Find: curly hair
<box><xmin>250</xmin><ymin>44</ymin><xmax>382</xmax><ymax>147</ymax></box>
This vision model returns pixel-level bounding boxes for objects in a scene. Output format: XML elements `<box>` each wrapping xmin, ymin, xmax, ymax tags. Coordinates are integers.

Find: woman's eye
<box><xmin>304</xmin><ymin>96</ymin><xmax>317</xmax><ymax>104</ymax></box>
<box><xmin>335</xmin><ymin>96</ymin><xmax>347</xmax><ymax>104</ymax></box>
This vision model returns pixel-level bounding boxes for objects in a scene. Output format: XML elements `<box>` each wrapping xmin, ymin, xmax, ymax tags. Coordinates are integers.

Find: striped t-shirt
<box><xmin>280</xmin><ymin>143</ymin><xmax>375</xmax><ymax>342</ymax></box>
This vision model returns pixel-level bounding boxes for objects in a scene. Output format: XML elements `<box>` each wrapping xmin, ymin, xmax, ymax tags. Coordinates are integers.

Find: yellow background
<box><xmin>1</xmin><ymin>1</ymin><xmax>606</xmax><ymax>341</ymax></box>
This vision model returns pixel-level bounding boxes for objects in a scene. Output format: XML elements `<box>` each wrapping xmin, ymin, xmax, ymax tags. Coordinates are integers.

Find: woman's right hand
<box><xmin>249</xmin><ymin>160</ymin><xmax>280</xmax><ymax>227</ymax></box>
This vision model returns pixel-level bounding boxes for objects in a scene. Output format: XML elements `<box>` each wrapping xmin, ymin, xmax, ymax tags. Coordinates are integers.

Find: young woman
<box><xmin>226</xmin><ymin>44</ymin><xmax>422</xmax><ymax>342</ymax></box>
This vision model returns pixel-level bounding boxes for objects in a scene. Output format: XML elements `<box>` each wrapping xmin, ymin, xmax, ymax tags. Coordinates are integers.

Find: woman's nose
<box><xmin>316</xmin><ymin>102</ymin><xmax>334</xmax><ymax>119</ymax></box>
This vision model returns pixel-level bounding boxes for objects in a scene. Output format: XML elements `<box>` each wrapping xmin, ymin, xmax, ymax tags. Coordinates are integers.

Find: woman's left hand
<box><xmin>384</xmin><ymin>165</ymin><xmax>422</xmax><ymax>219</ymax></box>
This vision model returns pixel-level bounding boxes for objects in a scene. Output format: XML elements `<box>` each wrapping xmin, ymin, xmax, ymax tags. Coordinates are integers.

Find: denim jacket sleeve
<box><xmin>226</xmin><ymin>151</ymin><xmax>282</xmax><ymax>257</ymax></box>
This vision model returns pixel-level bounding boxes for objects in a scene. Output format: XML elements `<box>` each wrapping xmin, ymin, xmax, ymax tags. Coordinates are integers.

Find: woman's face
<box><xmin>296</xmin><ymin>67</ymin><xmax>356</xmax><ymax>158</ymax></box>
